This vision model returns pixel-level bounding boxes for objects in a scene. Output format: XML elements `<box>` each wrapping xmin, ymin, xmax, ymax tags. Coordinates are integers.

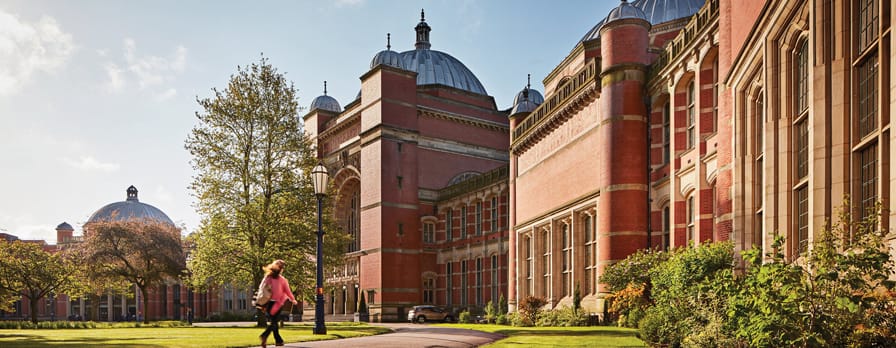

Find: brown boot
<box><xmin>259</xmin><ymin>335</ymin><xmax>267</xmax><ymax>348</ymax></box>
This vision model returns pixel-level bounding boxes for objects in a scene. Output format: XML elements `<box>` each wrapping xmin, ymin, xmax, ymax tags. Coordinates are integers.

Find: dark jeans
<box><xmin>260</xmin><ymin>301</ymin><xmax>283</xmax><ymax>344</ymax></box>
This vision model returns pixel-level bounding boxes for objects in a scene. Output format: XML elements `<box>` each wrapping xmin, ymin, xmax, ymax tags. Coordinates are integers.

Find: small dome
<box><xmin>56</xmin><ymin>222</ymin><xmax>73</xmax><ymax>231</ymax></box>
<box><xmin>86</xmin><ymin>186</ymin><xmax>175</xmax><ymax>226</ymax></box>
<box><xmin>579</xmin><ymin>0</ymin><xmax>705</xmax><ymax>43</ymax></box>
<box><xmin>510</xmin><ymin>75</ymin><xmax>544</xmax><ymax>115</ymax></box>
<box><xmin>309</xmin><ymin>81</ymin><xmax>342</xmax><ymax>113</ymax></box>
<box><xmin>370</xmin><ymin>33</ymin><xmax>403</xmax><ymax>69</ymax></box>
<box><xmin>605</xmin><ymin>0</ymin><xmax>648</xmax><ymax>24</ymax></box>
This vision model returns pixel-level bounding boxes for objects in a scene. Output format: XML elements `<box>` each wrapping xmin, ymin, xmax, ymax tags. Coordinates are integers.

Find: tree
<box><xmin>184</xmin><ymin>56</ymin><xmax>348</xmax><ymax>326</ymax></box>
<box><xmin>0</xmin><ymin>241</ymin><xmax>84</xmax><ymax>323</ymax></box>
<box><xmin>77</xmin><ymin>218</ymin><xmax>185</xmax><ymax>324</ymax></box>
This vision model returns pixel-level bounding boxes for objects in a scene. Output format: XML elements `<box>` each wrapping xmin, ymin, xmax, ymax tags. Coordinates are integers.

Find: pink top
<box><xmin>266</xmin><ymin>275</ymin><xmax>297</xmax><ymax>314</ymax></box>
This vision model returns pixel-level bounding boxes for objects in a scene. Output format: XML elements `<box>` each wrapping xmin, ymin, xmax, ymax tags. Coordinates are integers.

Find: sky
<box><xmin>0</xmin><ymin>0</ymin><xmax>618</xmax><ymax>243</ymax></box>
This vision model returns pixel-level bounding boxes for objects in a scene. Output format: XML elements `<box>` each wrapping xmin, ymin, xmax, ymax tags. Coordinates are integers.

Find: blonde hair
<box><xmin>264</xmin><ymin>259</ymin><xmax>285</xmax><ymax>277</ymax></box>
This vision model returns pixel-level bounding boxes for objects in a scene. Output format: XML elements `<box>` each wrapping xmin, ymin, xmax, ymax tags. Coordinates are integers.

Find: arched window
<box><xmin>687</xmin><ymin>80</ymin><xmax>696</xmax><ymax>149</ymax></box>
<box><xmin>347</xmin><ymin>189</ymin><xmax>360</xmax><ymax>252</ymax></box>
<box><xmin>583</xmin><ymin>213</ymin><xmax>596</xmax><ymax>294</ymax></box>
<box><xmin>794</xmin><ymin>39</ymin><xmax>810</xmax><ymax>255</ymax></box>
<box><xmin>687</xmin><ymin>195</ymin><xmax>696</xmax><ymax>246</ymax></box>
<box><xmin>754</xmin><ymin>89</ymin><xmax>765</xmax><ymax>248</ymax></box>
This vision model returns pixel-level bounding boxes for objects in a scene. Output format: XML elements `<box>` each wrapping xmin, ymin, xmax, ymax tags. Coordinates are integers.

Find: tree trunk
<box><xmin>30</xmin><ymin>297</ymin><xmax>39</xmax><ymax>324</ymax></box>
<box><xmin>141</xmin><ymin>287</ymin><xmax>150</xmax><ymax>324</ymax></box>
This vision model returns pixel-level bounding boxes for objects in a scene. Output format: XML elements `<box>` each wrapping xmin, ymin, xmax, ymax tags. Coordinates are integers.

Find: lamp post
<box><xmin>311</xmin><ymin>163</ymin><xmax>329</xmax><ymax>335</ymax></box>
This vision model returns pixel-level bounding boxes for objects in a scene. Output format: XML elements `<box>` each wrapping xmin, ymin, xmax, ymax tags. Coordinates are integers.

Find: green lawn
<box><xmin>0</xmin><ymin>322</ymin><xmax>389</xmax><ymax>348</ymax></box>
<box><xmin>438</xmin><ymin>324</ymin><xmax>646</xmax><ymax>348</ymax></box>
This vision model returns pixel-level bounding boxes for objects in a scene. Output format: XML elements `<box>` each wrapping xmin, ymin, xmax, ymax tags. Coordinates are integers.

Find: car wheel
<box><xmin>417</xmin><ymin>315</ymin><xmax>426</xmax><ymax>324</ymax></box>
<box><xmin>443</xmin><ymin>316</ymin><xmax>454</xmax><ymax>323</ymax></box>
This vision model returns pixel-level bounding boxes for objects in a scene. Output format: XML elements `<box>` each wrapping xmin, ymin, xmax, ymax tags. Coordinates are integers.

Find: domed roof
<box><xmin>86</xmin><ymin>186</ymin><xmax>174</xmax><ymax>226</ymax></box>
<box><xmin>309</xmin><ymin>81</ymin><xmax>342</xmax><ymax>113</ymax></box>
<box><xmin>56</xmin><ymin>222</ymin><xmax>73</xmax><ymax>231</ymax></box>
<box><xmin>370</xmin><ymin>33</ymin><xmax>403</xmax><ymax>69</ymax></box>
<box><xmin>579</xmin><ymin>0</ymin><xmax>706</xmax><ymax>43</ymax></box>
<box><xmin>510</xmin><ymin>75</ymin><xmax>544</xmax><ymax>115</ymax></box>
<box><xmin>396</xmin><ymin>10</ymin><xmax>488</xmax><ymax>96</ymax></box>
<box><xmin>605</xmin><ymin>0</ymin><xmax>649</xmax><ymax>24</ymax></box>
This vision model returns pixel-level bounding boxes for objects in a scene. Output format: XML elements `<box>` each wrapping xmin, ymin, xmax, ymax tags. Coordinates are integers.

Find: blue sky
<box><xmin>0</xmin><ymin>0</ymin><xmax>618</xmax><ymax>242</ymax></box>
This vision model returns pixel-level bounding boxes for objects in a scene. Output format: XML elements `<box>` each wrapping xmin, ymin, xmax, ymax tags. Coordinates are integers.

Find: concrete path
<box><xmin>253</xmin><ymin>323</ymin><xmax>506</xmax><ymax>348</ymax></box>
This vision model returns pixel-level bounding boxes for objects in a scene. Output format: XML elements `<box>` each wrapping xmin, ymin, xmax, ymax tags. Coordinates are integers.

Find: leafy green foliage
<box><xmin>600</xmin><ymin>248</ymin><xmax>670</xmax><ymax>293</ymax></box>
<box><xmin>499</xmin><ymin>294</ymin><xmax>508</xmax><ymax>315</ymax></box>
<box><xmin>184</xmin><ymin>56</ymin><xmax>349</xmax><ymax>312</ymax></box>
<box><xmin>485</xmin><ymin>300</ymin><xmax>498</xmax><ymax>323</ymax></box>
<box><xmin>458</xmin><ymin>310</ymin><xmax>473</xmax><ymax>324</ymax></box>
<box><xmin>0</xmin><ymin>241</ymin><xmax>84</xmax><ymax>323</ymax></box>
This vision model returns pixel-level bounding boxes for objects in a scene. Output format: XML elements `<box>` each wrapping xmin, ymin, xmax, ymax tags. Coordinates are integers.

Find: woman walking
<box><xmin>258</xmin><ymin>259</ymin><xmax>298</xmax><ymax>347</ymax></box>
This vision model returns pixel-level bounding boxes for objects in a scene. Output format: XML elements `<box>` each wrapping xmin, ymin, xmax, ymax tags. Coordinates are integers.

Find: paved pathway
<box><xmin>253</xmin><ymin>323</ymin><xmax>505</xmax><ymax>348</ymax></box>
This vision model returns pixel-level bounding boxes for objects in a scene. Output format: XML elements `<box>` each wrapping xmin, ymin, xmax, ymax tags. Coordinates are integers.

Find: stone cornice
<box><xmin>318</xmin><ymin>112</ymin><xmax>360</xmax><ymax>142</ymax></box>
<box><xmin>648</xmin><ymin>0</ymin><xmax>719</xmax><ymax>83</ymax></box>
<box><xmin>417</xmin><ymin>106</ymin><xmax>509</xmax><ymax>133</ymax></box>
<box><xmin>510</xmin><ymin>59</ymin><xmax>600</xmax><ymax>155</ymax></box>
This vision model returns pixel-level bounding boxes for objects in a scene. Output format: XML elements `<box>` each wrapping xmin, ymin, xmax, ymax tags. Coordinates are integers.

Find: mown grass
<box><xmin>437</xmin><ymin>323</ymin><xmax>646</xmax><ymax>348</ymax></box>
<box><xmin>0</xmin><ymin>322</ymin><xmax>389</xmax><ymax>348</ymax></box>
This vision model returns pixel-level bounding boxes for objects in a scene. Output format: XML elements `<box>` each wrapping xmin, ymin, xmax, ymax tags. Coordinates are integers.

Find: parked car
<box><xmin>407</xmin><ymin>305</ymin><xmax>454</xmax><ymax>323</ymax></box>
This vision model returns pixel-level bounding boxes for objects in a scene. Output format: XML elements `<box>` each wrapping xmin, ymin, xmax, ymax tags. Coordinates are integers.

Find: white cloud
<box><xmin>63</xmin><ymin>156</ymin><xmax>121</xmax><ymax>172</ymax></box>
<box><xmin>104</xmin><ymin>63</ymin><xmax>125</xmax><ymax>92</ymax></box>
<box><xmin>334</xmin><ymin>0</ymin><xmax>365</xmax><ymax>8</ymax></box>
<box><xmin>0</xmin><ymin>9</ymin><xmax>74</xmax><ymax>96</ymax></box>
<box><xmin>103</xmin><ymin>38</ymin><xmax>187</xmax><ymax>96</ymax></box>
<box><xmin>155</xmin><ymin>88</ymin><xmax>177</xmax><ymax>101</ymax></box>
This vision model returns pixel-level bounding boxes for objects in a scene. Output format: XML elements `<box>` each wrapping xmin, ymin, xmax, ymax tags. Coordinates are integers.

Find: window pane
<box><xmin>860</xmin><ymin>144</ymin><xmax>878</xmax><ymax>221</ymax></box>
<box><xmin>858</xmin><ymin>55</ymin><xmax>878</xmax><ymax>138</ymax></box>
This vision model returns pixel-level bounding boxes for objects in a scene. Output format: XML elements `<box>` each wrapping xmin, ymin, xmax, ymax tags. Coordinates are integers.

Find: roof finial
<box><xmin>126</xmin><ymin>185</ymin><xmax>138</xmax><ymax>202</ymax></box>
<box><xmin>414</xmin><ymin>9</ymin><xmax>432</xmax><ymax>50</ymax></box>
<box><xmin>387</xmin><ymin>33</ymin><xmax>391</xmax><ymax>50</ymax></box>
<box><xmin>527</xmin><ymin>74</ymin><xmax>531</xmax><ymax>90</ymax></box>
<box><xmin>523</xmin><ymin>74</ymin><xmax>531</xmax><ymax>100</ymax></box>
<box><xmin>323</xmin><ymin>81</ymin><xmax>328</xmax><ymax>95</ymax></box>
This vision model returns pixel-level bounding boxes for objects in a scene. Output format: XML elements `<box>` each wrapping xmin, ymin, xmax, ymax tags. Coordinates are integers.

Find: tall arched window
<box><xmin>687</xmin><ymin>80</ymin><xmax>696</xmax><ymax>149</ymax></box>
<box><xmin>583</xmin><ymin>213</ymin><xmax>596</xmax><ymax>294</ymax></box>
<box><xmin>794</xmin><ymin>39</ymin><xmax>810</xmax><ymax>255</ymax></box>
<box><xmin>754</xmin><ymin>89</ymin><xmax>765</xmax><ymax>248</ymax></box>
<box><xmin>687</xmin><ymin>195</ymin><xmax>696</xmax><ymax>246</ymax></box>
<box><xmin>561</xmin><ymin>223</ymin><xmax>572</xmax><ymax>297</ymax></box>
<box><xmin>347</xmin><ymin>189</ymin><xmax>360</xmax><ymax>252</ymax></box>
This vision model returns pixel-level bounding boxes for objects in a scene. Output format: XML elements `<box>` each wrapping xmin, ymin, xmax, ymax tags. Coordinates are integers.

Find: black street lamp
<box><xmin>311</xmin><ymin>163</ymin><xmax>329</xmax><ymax>335</ymax></box>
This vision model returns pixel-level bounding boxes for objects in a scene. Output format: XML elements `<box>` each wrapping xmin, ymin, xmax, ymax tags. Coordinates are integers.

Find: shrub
<box><xmin>518</xmin><ymin>296</ymin><xmax>547</xmax><ymax>327</ymax></box>
<box><xmin>495</xmin><ymin>313</ymin><xmax>509</xmax><ymax>325</ymax></box>
<box><xmin>458</xmin><ymin>310</ymin><xmax>472</xmax><ymax>324</ymax></box>
<box><xmin>606</xmin><ymin>284</ymin><xmax>649</xmax><ymax>328</ymax></box>
<box><xmin>484</xmin><ymin>300</ymin><xmax>498</xmax><ymax>324</ymax></box>
<box><xmin>498</xmin><ymin>295</ymin><xmax>508</xmax><ymax>315</ymax></box>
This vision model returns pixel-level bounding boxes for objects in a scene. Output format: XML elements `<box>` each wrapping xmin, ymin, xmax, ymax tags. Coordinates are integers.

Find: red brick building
<box><xmin>312</xmin><ymin>0</ymin><xmax>895</xmax><ymax>322</ymax></box>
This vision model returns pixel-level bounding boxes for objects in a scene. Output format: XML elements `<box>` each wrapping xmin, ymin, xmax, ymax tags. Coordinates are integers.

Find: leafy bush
<box><xmin>535</xmin><ymin>308</ymin><xmax>562</xmax><ymax>327</ymax></box>
<box><xmin>458</xmin><ymin>310</ymin><xmax>472</xmax><ymax>324</ymax></box>
<box><xmin>495</xmin><ymin>313</ymin><xmax>509</xmax><ymax>325</ymax></box>
<box><xmin>606</xmin><ymin>284</ymin><xmax>649</xmax><ymax>328</ymax></box>
<box><xmin>498</xmin><ymin>295</ymin><xmax>508</xmax><ymax>315</ymax></box>
<box><xmin>517</xmin><ymin>296</ymin><xmax>547</xmax><ymax>327</ymax></box>
<box><xmin>484</xmin><ymin>300</ymin><xmax>498</xmax><ymax>323</ymax></box>
<box><xmin>600</xmin><ymin>248</ymin><xmax>670</xmax><ymax>293</ymax></box>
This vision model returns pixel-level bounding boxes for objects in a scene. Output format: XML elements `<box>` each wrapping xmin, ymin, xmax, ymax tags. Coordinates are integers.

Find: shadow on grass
<box><xmin>0</xmin><ymin>335</ymin><xmax>168</xmax><ymax>348</ymax></box>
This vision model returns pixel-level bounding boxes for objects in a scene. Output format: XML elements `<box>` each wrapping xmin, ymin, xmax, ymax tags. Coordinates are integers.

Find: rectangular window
<box><xmin>446</xmin><ymin>263</ymin><xmax>453</xmax><ymax>306</ymax></box>
<box><xmin>461</xmin><ymin>206</ymin><xmax>467</xmax><ymax>239</ymax></box>
<box><xmin>542</xmin><ymin>231</ymin><xmax>551</xmax><ymax>297</ymax></box>
<box><xmin>525</xmin><ymin>236</ymin><xmax>533</xmax><ymax>295</ymax></box>
<box><xmin>712</xmin><ymin>59</ymin><xmax>719</xmax><ymax>132</ymax></box>
<box><xmin>860</xmin><ymin>144</ymin><xmax>878</xmax><ymax>221</ymax></box>
<box><xmin>756</xmin><ymin>92</ymin><xmax>764</xmax><ymax>155</ymax></box>
<box><xmin>687</xmin><ymin>196</ymin><xmax>695</xmax><ymax>244</ymax></box>
<box><xmin>662</xmin><ymin>206</ymin><xmax>670</xmax><ymax>250</ymax></box>
<box><xmin>663</xmin><ymin>102</ymin><xmax>671</xmax><ymax>163</ymax></box>
<box><xmin>423</xmin><ymin>278</ymin><xmax>434</xmax><ymax>304</ymax></box>
<box><xmin>687</xmin><ymin>81</ymin><xmax>696</xmax><ymax>149</ymax></box>
<box><xmin>583</xmin><ymin>214</ymin><xmax>595</xmax><ymax>294</ymax></box>
<box><xmin>446</xmin><ymin>209</ymin><xmax>453</xmax><ymax>241</ymax></box>
<box><xmin>460</xmin><ymin>260</ymin><xmax>468</xmax><ymax>305</ymax></box>
<box><xmin>796</xmin><ymin>119</ymin><xmax>809</xmax><ymax>180</ymax></box>
<box><xmin>475</xmin><ymin>202</ymin><xmax>482</xmax><ymax>236</ymax></box>
<box><xmin>797</xmin><ymin>41</ymin><xmax>809</xmax><ymax>115</ymax></box>
<box><xmin>491</xmin><ymin>197</ymin><xmax>498</xmax><ymax>232</ymax></box>
<box><xmin>858</xmin><ymin>0</ymin><xmax>879</xmax><ymax>51</ymax></box>
<box><xmin>797</xmin><ymin>186</ymin><xmax>809</xmax><ymax>254</ymax></box>
<box><xmin>755</xmin><ymin>157</ymin><xmax>764</xmax><ymax>248</ymax></box>
<box><xmin>475</xmin><ymin>258</ymin><xmax>483</xmax><ymax>306</ymax></box>
<box><xmin>423</xmin><ymin>223</ymin><xmax>434</xmax><ymax>244</ymax></box>
<box><xmin>491</xmin><ymin>254</ymin><xmax>499</xmax><ymax>302</ymax></box>
<box><xmin>561</xmin><ymin>224</ymin><xmax>572</xmax><ymax>297</ymax></box>
<box><xmin>857</xmin><ymin>56</ymin><xmax>878</xmax><ymax>138</ymax></box>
